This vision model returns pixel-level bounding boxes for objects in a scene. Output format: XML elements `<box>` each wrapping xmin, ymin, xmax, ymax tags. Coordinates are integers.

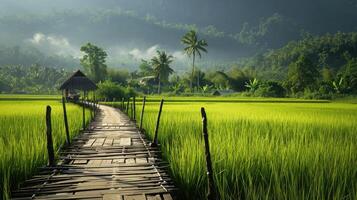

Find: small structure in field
<box><xmin>59</xmin><ymin>70</ymin><xmax>97</xmax><ymax>131</ymax></box>
<box><xmin>60</xmin><ymin>70</ymin><xmax>97</xmax><ymax>101</ymax></box>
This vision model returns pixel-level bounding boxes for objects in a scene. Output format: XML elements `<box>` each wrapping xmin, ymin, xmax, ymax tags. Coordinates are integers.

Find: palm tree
<box><xmin>181</xmin><ymin>30</ymin><xmax>208</xmax><ymax>92</ymax></box>
<box><xmin>151</xmin><ymin>51</ymin><xmax>174</xmax><ymax>94</ymax></box>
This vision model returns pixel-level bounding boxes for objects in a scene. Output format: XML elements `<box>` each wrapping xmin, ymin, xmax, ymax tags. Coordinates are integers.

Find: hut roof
<box><xmin>59</xmin><ymin>70</ymin><xmax>97</xmax><ymax>91</ymax></box>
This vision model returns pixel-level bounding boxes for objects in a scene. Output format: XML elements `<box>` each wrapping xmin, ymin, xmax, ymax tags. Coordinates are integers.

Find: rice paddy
<box><xmin>2</xmin><ymin>96</ymin><xmax>357</xmax><ymax>200</ymax></box>
<box><xmin>0</xmin><ymin>98</ymin><xmax>90</xmax><ymax>199</ymax></box>
<box><xmin>120</xmin><ymin>97</ymin><xmax>357</xmax><ymax>199</ymax></box>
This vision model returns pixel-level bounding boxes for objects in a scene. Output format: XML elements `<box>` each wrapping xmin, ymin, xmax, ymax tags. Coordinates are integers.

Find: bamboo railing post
<box><xmin>82</xmin><ymin>92</ymin><xmax>86</xmax><ymax>131</ymax></box>
<box><xmin>130</xmin><ymin>102</ymin><xmax>134</xmax><ymax>120</ymax></box>
<box><xmin>61</xmin><ymin>97</ymin><xmax>70</xmax><ymax>145</ymax></box>
<box><xmin>133</xmin><ymin>96</ymin><xmax>136</xmax><ymax>120</ymax></box>
<box><xmin>121</xmin><ymin>98</ymin><xmax>124</xmax><ymax>110</ymax></box>
<box><xmin>46</xmin><ymin>106</ymin><xmax>55</xmax><ymax>167</ymax></box>
<box><xmin>139</xmin><ymin>96</ymin><xmax>146</xmax><ymax>130</ymax></box>
<box><xmin>201</xmin><ymin>107</ymin><xmax>219</xmax><ymax>200</ymax></box>
<box><xmin>126</xmin><ymin>98</ymin><xmax>130</xmax><ymax>114</ymax></box>
<box><xmin>151</xmin><ymin>99</ymin><xmax>164</xmax><ymax>147</ymax></box>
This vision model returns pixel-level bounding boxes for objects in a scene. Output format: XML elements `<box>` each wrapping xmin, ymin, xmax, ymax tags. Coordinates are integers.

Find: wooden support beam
<box><xmin>46</xmin><ymin>105</ymin><xmax>55</xmax><ymax>167</ymax></box>
<box><xmin>133</xmin><ymin>96</ymin><xmax>136</xmax><ymax>120</ymax></box>
<box><xmin>201</xmin><ymin>107</ymin><xmax>219</xmax><ymax>200</ymax></box>
<box><xmin>139</xmin><ymin>96</ymin><xmax>146</xmax><ymax>130</ymax></box>
<box><xmin>151</xmin><ymin>99</ymin><xmax>164</xmax><ymax>147</ymax></box>
<box><xmin>62</xmin><ymin>97</ymin><xmax>70</xmax><ymax>145</ymax></box>
<box><xmin>126</xmin><ymin>98</ymin><xmax>130</xmax><ymax>114</ymax></box>
<box><xmin>82</xmin><ymin>92</ymin><xmax>86</xmax><ymax>130</ymax></box>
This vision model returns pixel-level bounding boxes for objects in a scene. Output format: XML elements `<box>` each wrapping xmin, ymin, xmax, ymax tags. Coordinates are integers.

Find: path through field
<box><xmin>12</xmin><ymin>105</ymin><xmax>175</xmax><ymax>200</ymax></box>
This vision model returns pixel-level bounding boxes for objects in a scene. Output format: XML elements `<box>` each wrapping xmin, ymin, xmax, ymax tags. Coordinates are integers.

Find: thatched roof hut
<box><xmin>60</xmin><ymin>70</ymin><xmax>97</xmax><ymax>91</ymax></box>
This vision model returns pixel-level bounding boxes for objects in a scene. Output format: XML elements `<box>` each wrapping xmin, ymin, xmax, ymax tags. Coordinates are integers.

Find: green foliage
<box><xmin>151</xmin><ymin>51</ymin><xmax>174</xmax><ymax>94</ymax></box>
<box><xmin>135</xmin><ymin>99</ymin><xmax>357</xmax><ymax>199</ymax></box>
<box><xmin>286</xmin><ymin>55</ymin><xmax>320</xmax><ymax>93</ymax></box>
<box><xmin>97</xmin><ymin>80</ymin><xmax>134</xmax><ymax>101</ymax></box>
<box><xmin>0</xmin><ymin>100</ymin><xmax>90</xmax><ymax>199</ymax></box>
<box><xmin>80</xmin><ymin>43</ymin><xmax>108</xmax><ymax>83</ymax></box>
<box><xmin>245</xmin><ymin>78</ymin><xmax>260</xmax><ymax>92</ymax></box>
<box><xmin>138</xmin><ymin>60</ymin><xmax>154</xmax><ymax>77</ymax></box>
<box><xmin>0</xmin><ymin>45</ymin><xmax>77</xmax><ymax>69</ymax></box>
<box><xmin>182</xmin><ymin>30</ymin><xmax>208</xmax><ymax>91</ymax></box>
<box><xmin>0</xmin><ymin>65</ymin><xmax>68</xmax><ymax>94</ymax></box>
<box><xmin>107</xmin><ymin>68</ymin><xmax>129</xmax><ymax>85</ymax></box>
<box><xmin>254</xmin><ymin>81</ymin><xmax>286</xmax><ymax>97</ymax></box>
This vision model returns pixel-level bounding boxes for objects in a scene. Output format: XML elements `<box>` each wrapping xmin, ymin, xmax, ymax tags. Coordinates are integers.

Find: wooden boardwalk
<box><xmin>12</xmin><ymin>105</ymin><xmax>176</xmax><ymax>200</ymax></box>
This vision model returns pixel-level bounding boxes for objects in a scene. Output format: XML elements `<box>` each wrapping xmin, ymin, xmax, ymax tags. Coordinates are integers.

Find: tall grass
<box><xmin>0</xmin><ymin>100</ymin><xmax>90</xmax><ymax>199</ymax></box>
<box><xmin>130</xmin><ymin>100</ymin><xmax>357</xmax><ymax>199</ymax></box>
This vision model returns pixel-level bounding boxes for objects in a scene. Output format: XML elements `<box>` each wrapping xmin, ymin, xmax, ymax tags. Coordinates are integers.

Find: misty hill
<box><xmin>0</xmin><ymin>0</ymin><xmax>357</xmax><ymax>70</ymax></box>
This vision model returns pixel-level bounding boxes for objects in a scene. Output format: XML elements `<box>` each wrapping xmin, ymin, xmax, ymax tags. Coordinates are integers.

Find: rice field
<box><xmin>116</xmin><ymin>97</ymin><xmax>357</xmax><ymax>199</ymax></box>
<box><xmin>0</xmin><ymin>98</ymin><xmax>90</xmax><ymax>199</ymax></box>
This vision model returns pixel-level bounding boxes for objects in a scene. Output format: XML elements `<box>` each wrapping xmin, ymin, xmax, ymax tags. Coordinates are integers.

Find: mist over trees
<box><xmin>1</xmin><ymin>1</ymin><xmax>357</xmax><ymax>99</ymax></box>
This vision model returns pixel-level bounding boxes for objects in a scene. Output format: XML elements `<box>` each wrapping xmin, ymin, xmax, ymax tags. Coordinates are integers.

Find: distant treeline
<box><xmin>1</xmin><ymin>32</ymin><xmax>357</xmax><ymax>99</ymax></box>
<box><xmin>0</xmin><ymin>45</ymin><xmax>78</xmax><ymax>68</ymax></box>
<box><xmin>0</xmin><ymin>65</ymin><xmax>70</xmax><ymax>94</ymax></box>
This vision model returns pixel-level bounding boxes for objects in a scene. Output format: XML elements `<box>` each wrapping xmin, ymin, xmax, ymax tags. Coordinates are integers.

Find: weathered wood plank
<box><xmin>124</xmin><ymin>194</ymin><xmax>146</xmax><ymax>200</ymax></box>
<box><xmin>120</xmin><ymin>138</ymin><xmax>132</xmax><ymax>146</ymax></box>
<box><xmin>11</xmin><ymin>105</ymin><xmax>176</xmax><ymax>199</ymax></box>
<box><xmin>83</xmin><ymin>139</ymin><xmax>96</xmax><ymax>147</ymax></box>
<box><xmin>103</xmin><ymin>194</ymin><xmax>123</xmax><ymax>200</ymax></box>
<box><xmin>146</xmin><ymin>194</ymin><xmax>162</xmax><ymax>200</ymax></box>
<box><xmin>162</xmin><ymin>194</ymin><xmax>173</xmax><ymax>200</ymax></box>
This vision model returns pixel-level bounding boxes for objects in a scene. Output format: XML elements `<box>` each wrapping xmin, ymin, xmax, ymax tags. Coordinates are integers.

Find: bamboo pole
<box><xmin>139</xmin><ymin>96</ymin><xmax>146</xmax><ymax>130</ymax></box>
<box><xmin>201</xmin><ymin>107</ymin><xmax>219</xmax><ymax>200</ymax></box>
<box><xmin>61</xmin><ymin>96</ymin><xmax>70</xmax><ymax>145</ymax></box>
<box><xmin>126</xmin><ymin>98</ymin><xmax>130</xmax><ymax>114</ymax></box>
<box><xmin>133</xmin><ymin>96</ymin><xmax>136</xmax><ymax>120</ymax></box>
<box><xmin>46</xmin><ymin>106</ymin><xmax>55</xmax><ymax>167</ymax></box>
<box><xmin>151</xmin><ymin>99</ymin><xmax>164</xmax><ymax>147</ymax></box>
<box><xmin>82</xmin><ymin>91</ymin><xmax>86</xmax><ymax>130</ymax></box>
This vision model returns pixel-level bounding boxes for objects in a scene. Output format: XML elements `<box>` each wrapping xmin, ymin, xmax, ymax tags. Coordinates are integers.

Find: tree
<box><xmin>286</xmin><ymin>55</ymin><xmax>319</xmax><ymax>93</ymax></box>
<box><xmin>181</xmin><ymin>30</ymin><xmax>208</xmax><ymax>92</ymax></box>
<box><xmin>138</xmin><ymin>59</ymin><xmax>154</xmax><ymax>77</ymax></box>
<box><xmin>151</xmin><ymin>51</ymin><xmax>174</xmax><ymax>94</ymax></box>
<box><xmin>80</xmin><ymin>43</ymin><xmax>108</xmax><ymax>83</ymax></box>
<box><xmin>107</xmin><ymin>68</ymin><xmax>129</xmax><ymax>85</ymax></box>
<box><xmin>245</xmin><ymin>78</ymin><xmax>260</xmax><ymax>92</ymax></box>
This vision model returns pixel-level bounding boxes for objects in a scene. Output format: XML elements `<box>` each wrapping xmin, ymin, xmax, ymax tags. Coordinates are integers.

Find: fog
<box><xmin>1</xmin><ymin>0</ymin><xmax>357</xmax><ymax>70</ymax></box>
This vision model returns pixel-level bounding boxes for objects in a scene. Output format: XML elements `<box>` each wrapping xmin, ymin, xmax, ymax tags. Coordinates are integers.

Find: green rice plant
<box><xmin>0</xmin><ymin>100</ymin><xmax>90</xmax><ymax>199</ymax></box>
<box><xmin>130</xmin><ymin>99</ymin><xmax>357</xmax><ymax>200</ymax></box>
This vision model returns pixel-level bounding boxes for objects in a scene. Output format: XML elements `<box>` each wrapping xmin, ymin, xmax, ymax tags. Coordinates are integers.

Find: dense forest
<box><xmin>1</xmin><ymin>0</ymin><xmax>357</xmax><ymax>98</ymax></box>
<box><xmin>2</xmin><ymin>32</ymin><xmax>356</xmax><ymax>99</ymax></box>
<box><xmin>1</xmin><ymin>0</ymin><xmax>357</xmax><ymax>67</ymax></box>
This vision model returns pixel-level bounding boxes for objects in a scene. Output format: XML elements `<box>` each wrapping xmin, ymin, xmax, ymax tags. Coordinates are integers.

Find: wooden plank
<box><xmin>146</xmin><ymin>195</ymin><xmax>162</xmax><ymax>200</ymax></box>
<box><xmin>83</xmin><ymin>139</ymin><xmax>96</xmax><ymax>147</ymax></box>
<box><xmin>103</xmin><ymin>194</ymin><xmax>123</xmax><ymax>200</ymax></box>
<box><xmin>92</xmin><ymin>138</ymin><xmax>105</xmax><ymax>147</ymax></box>
<box><xmin>103</xmin><ymin>138</ymin><xmax>114</xmax><ymax>146</ymax></box>
<box><xmin>11</xmin><ymin>105</ymin><xmax>177</xmax><ymax>199</ymax></box>
<box><xmin>112</xmin><ymin>157</ymin><xmax>125</xmax><ymax>164</ymax></box>
<box><xmin>73</xmin><ymin>159</ymin><xmax>88</xmax><ymax>164</ymax></box>
<box><xmin>120</xmin><ymin>138</ymin><xmax>131</xmax><ymax>146</ymax></box>
<box><xmin>162</xmin><ymin>194</ymin><xmax>173</xmax><ymax>200</ymax></box>
<box><xmin>136</xmin><ymin>158</ymin><xmax>148</xmax><ymax>164</ymax></box>
<box><xmin>87</xmin><ymin>160</ymin><xmax>102</xmax><ymax>167</ymax></box>
<box><xmin>101</xmin><ymin>159</ymin><xmax>112</xmax><ymax>166</ymax></box>
<box><xmin>124</xmin><ymin>194</ymin><xmax>147</xmax><ymax>200</ymax></box>
<box><xmin>125</xmin><ymin>158</ymin><xmax>135</xmax><ymax>164</ymax></box>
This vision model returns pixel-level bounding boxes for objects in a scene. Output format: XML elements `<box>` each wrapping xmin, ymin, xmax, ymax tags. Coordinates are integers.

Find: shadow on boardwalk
<box><xmin>12</xmin><ymin>105</ymin><xmax>176</xmax><ymax>200</ymax></box>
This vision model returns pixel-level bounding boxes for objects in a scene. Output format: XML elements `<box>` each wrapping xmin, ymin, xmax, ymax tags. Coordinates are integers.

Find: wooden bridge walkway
<box><xmin>12</xmin><ymin>105</ymin><xmax>176</xmax><ymax>200</ymax></box>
